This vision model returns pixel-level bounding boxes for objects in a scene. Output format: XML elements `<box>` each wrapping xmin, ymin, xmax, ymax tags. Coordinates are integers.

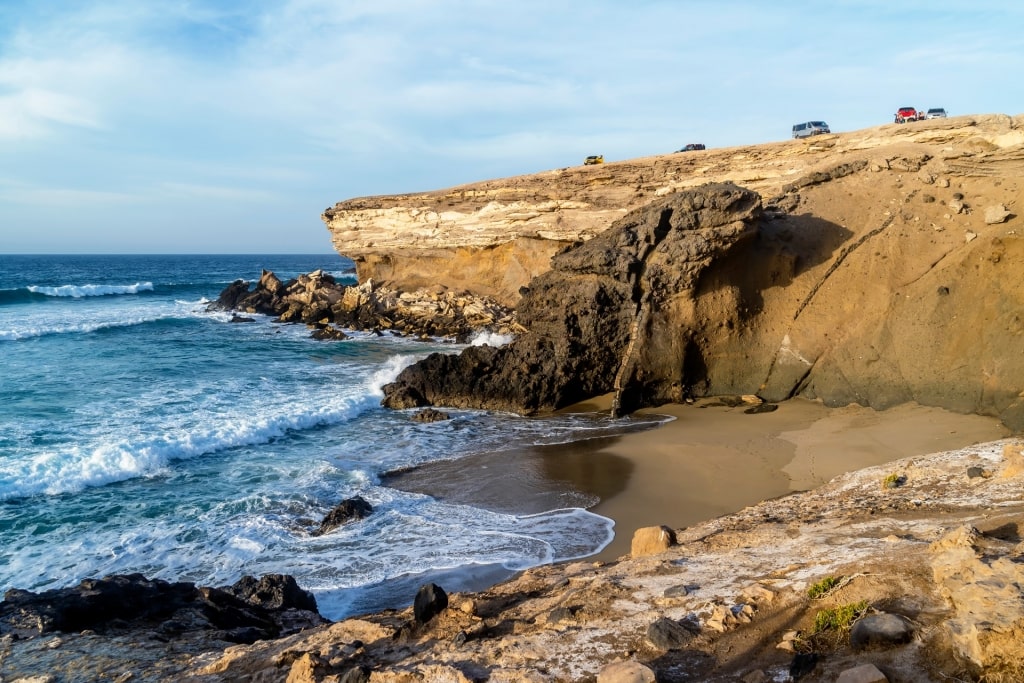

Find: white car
<box><xmin>925</xmin><ymin>108</ymin><xmax>947</xmax><ymax>119</ymax></box>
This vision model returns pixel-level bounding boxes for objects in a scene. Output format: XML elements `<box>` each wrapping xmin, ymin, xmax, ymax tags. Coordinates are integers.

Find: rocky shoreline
<box><xmin>4</xmin><ymin>439</ymin><xmax>1022</xmax><ymax>682</ymax></box>
<box><xmin>209</xmin><ymin>268</ymin><xmax>521</xmax><ymax>343</ymax></box>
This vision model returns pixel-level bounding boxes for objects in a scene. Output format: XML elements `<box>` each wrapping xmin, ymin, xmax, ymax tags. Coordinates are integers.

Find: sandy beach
<box><xmin>576</xmin><ymin>396</ymin><xmax>1010</xmax><ymax>559</ymax></box>
<box><xmin>386</xmin><ymin>396</ymin><xmax>1010</xmax><ymax>562</ymax></box>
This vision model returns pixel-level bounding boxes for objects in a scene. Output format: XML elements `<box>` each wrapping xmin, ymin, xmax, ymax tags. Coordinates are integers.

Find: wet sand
<box><xmin>581</xmin><ymin>396</ymin><xmax>1010</xmax><ymax>559</ymax></box>
<box><xmin>385</xmin><ymin>396</ymin><xmax>1009</xmax><ymax>563</ymax></box>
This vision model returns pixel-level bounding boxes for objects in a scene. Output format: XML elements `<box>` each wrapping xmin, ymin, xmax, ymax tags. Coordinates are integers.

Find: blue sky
<box><xmin>2</xmin><ymin>1</ymin><xmax>1022</xmax><ymax>254</ymax></box>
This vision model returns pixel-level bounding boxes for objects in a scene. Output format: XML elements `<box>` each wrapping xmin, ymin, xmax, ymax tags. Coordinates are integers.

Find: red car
<box><xmin>895</xmin><ymin>107</ymin><xmax>920</xmax><ymax>124</ymax></box>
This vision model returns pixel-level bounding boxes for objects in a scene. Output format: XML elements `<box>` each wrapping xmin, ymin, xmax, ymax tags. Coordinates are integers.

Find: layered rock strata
<box><xmin>322</xmin><ymin>114</ymin><xmax>1024</xmax><ymax>307</ymax></box>
<box><xmin>381</xmin><ymin>175</ymin><xmax>1024</xmax><ymax>428</ymax></box>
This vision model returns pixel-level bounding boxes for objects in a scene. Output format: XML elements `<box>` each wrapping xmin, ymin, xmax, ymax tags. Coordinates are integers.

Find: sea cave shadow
<box><xmin>697</xmin><ymin>213</ymin><xmax>854</xmax><ymax>321</ymax></box>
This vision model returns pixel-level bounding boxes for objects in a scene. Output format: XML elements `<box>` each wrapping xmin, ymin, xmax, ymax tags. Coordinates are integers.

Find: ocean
<box><xmin>0</xmin><ymin>254</ymin><xmax>664</xmax><ymax>619</ymax></box>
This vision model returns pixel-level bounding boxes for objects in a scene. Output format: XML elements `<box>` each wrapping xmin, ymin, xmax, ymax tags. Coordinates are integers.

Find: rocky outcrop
<box><xmin>5</xmin><ymin>438</ymin><xmax>1010</xmax><ymax>682</ymax></box>
<box><xmin>0</xmin><ymin>573</ymin><xmax>324</xmax><ymax>644</ymax></box>
<box><xmin>380</xmin><ymin>135</ymin><xmax>1024</xmax><ymax>427</ymax></box>
<box><xmin>382</xmin><ymin>183</ymin><xmax>762</xmax><ymax>414</ymax></box>
<box><xmin>323</xmin><ymin>114</ymin><xmax>1024</xmax><ymax>307</ymax></box>
<box><xmin>211</xmin><ymin>269</ymin><xmax>520</xmax><ymax>342</ymax></box>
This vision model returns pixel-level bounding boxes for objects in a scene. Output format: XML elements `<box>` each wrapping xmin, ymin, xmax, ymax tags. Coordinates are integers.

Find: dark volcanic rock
<box><xmin>382</xmin><ymin>183</ymin><xmax>762</xmax><ymax>414</ymax></box>
<box><xmin>413</xmin><ymin>583</ymin><xmax>448</xmax><ymax>624</ymax></box>
<box><xmin>220</xmin><ymin>574</ymin><xmax>318</xmax><ymax>613</ymax></box>
<box><xmin>316</xmin><ymin>496</ymin><xmax>374</xmax><ymax>535</ymax></box>
<box><xmin>0</xmin><ymin>573</ymin><xmax>325</xmax><ymax>641</ymax></box>
<box><xmin>647</xmin><ymin>616</ymin><xmax>698</xmax><ymax>650</ymax></box>
<box><xmin>411</xmin><ymin>408</ymin><xmax>451</xmax><ymax>422</ymax></box>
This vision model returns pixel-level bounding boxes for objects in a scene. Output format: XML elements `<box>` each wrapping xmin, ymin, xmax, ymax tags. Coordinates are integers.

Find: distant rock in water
<box><xmin>209</xmin><ymin>270</ymin><xmax>520</xmax><ymax>341</ymax></box>
<box><xmin>411</xmin><ymin>408</ymin><xmax>451</xmax><ymax>423</ymax></box>
<box><xmin>316</xmin><ymin>496</ymin><xmax>374</xmax><ymax>535</ymax></box>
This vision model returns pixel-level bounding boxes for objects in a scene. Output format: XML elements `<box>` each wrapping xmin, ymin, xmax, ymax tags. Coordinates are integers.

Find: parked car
<box><xmin>792</xmin><ymin>121</ymin><xmax>830</xmax><ymax>138</ymax></box>
<box><xmin>894</xmin><ymin>107</ymin><xmax>921</xmax><ymax>123</ymax></box>
<box><xmin>584</xmin><ymin>155</ymin><xmax>604</xmax><ymax>165</ymax></box>
<box><xmin>678</xmin><ymin>143</ymin><xmax>706</xmax><ymax>152</ymax></box>
<box><xmin>925</xmin><ymin>108</ymin><xmax>947</xmax><ymax>119</ymax></box>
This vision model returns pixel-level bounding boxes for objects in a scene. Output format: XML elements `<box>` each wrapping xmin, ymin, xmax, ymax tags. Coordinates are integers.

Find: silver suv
<box><xmin>925</xmin><ymin>108</ymin><xmax>947</xmax><ymax>119</ymax></box>
<box><xmin>792</xmin><ymin>121</ymin><xmax>830</xmax><ymax>138</ymax></box>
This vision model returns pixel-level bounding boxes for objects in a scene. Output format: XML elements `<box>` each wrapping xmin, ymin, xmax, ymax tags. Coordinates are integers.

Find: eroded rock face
<box><xmin>382</xmin><ymin>183</ymin><xmax>762</xmax><ymax>414</ymax></box>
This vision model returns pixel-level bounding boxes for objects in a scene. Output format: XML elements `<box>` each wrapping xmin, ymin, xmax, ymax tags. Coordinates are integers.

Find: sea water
<box><xmin>0</xmin><ymin>254</ymin><xmax>663</xmax><ymax>618</ymax></box>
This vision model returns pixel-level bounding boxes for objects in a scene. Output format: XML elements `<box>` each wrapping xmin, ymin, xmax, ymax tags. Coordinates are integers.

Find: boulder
<box><xmin>316</xmin><ymin>496</ymin><xmax>373</xmax><ymax>535</ymax></box>
<box><xmin>850</xmin><ymin>613</ymin><xmax>913</xmax><ymax>650</ymax></box>
<box><xmin>646</xmin><ymin>616</ymin><xmax>697</xmax><ymax>650</ymax></box>
<box><xmin>984</xmin><ymin>204</ymin><xmax>1011</xmax><ymax>224</ymax></box>
<box><xmin>631</xmin><ymin>525</ymin><xmax>677</xmax><ymax>557</ymax></box>
<box><xmin>413</xmin><ymin>583</ymin><xmax>448</xmax><ymax>624</ymax></box>
<box><xmin>597</xmin><ymin>661</ymin><xmax>657</xmax><ymax>683</ymax></box>
<box><xmin>836</xmin><ymin>663</ymin><xmax>889</xmax><ymax>683</ymax></box>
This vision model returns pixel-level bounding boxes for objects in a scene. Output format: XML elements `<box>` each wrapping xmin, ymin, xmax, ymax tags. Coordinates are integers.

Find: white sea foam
<box><xmin>27</xmin><ymin>282</ymin><xmax>154</xmax><ymax>297</ymax></box>
<box><xmin>365</xmin><ymin>353</ymin><xmax>425</xmax><ymax>395</ymax></box>
<box><xmin>0</xmin><ymin>391</ymin><xmax>378</xmax><ymax>501</ymax></box>
<box><xmin>469</xmin><ymin>330</ymin><xmax>514</xmax><ymax>347</ymax></box>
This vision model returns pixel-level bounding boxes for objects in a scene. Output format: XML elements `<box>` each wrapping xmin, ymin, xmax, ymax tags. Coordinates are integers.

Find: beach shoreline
<box><xmin>387</xmin><ymin>396</ymin><xmax>1010</xmax><ymax>564</ymax></box>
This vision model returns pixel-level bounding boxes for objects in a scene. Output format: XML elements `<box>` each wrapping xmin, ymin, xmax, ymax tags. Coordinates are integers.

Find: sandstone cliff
<box><xmin>345</xmin><ymin>115</ymin><xmax>1024</xmax><ymax>429</ymax></box>
<box><xmin>322</xmin><ymin>114</ymin><xmax>1024</xmax><ymax>305</ymax></box>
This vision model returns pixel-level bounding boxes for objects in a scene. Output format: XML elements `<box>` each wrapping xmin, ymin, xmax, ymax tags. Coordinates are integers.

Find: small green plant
<box><xmin>882</xmin><ymin>472</ymin><xmax>904</xmax><ymax>489</ymax></box>
<box><xmin>807</xmin><ymin>575</ymin><xmax>841</xmax><ymax>599</ymax></box>
<box><xmin>812</xmin><ymin>600</ymin><xmax>869</xmax><ymax>634</ymax></box>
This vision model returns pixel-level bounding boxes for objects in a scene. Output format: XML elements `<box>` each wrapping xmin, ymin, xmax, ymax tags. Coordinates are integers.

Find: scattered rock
<box><xmin>836</xmin><ymin>662</ymin><xmax>889</xmax><ymax>683</ymax></box>
<box><xmin>984</xmin><ymin>204</ymin><xmax>1011</xmax><ymax>224</ymax></box>
<box><xmin>646</xmin><ymin>616</ymin><xmax>697</xmax><ymax>650</ymax></box>
<box><xmin>965</xmin><ymin>230</ymin><xmax>978</xmax><ymax>242</ymax></box>
<box><xmin>597</xmin><ymin>661</ymin><xmax>656</xmax><ymax>683</ymax></box>
<box><xmin>338</xmin><ymin>667</ymin><xmax>371</xmax><ymax>683</ymax></box>
<box><xmin>850</xmin><ymin>612</ymin><xmax>914</xmax><ymax>650</ymax></box>
<box><xmin>966</xmin><ymin>466</ymin><xmax>991</xmax><ymax>479</ymax></box>
<box><xmin>663</xmin><ymin>584</ymin><xmax>690</xmax><ymax>598</ymax></box>
<box><xmin>744</xmin><ymin>403</ymin><xmax>778</xmax><ymax>414</ymax></box>
<box><xmin>316</xmin><ymin>496</ymin><xmax>373</xmax><ymax>535</ymax></box>
<box><xmin>1001</xmin><ymin>442</ymin><xmax>1024</xmax><ymax>478</ymax></box>
<box><xmin>411</xmin><ymin>408</ymin><xmax>451</xmax><ymax>423</ymax></box>
<box><xmin>631</xmin><ymin>525</ymin><xmax>677</xmax><ymax>557</ymax></box>
<box><xmin>413</xmin><ymin>583</ymin><xmax>448</xmax><ymax>624</ymax></box>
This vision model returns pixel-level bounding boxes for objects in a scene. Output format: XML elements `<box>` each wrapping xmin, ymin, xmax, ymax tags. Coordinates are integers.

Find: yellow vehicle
<box><xmin>584</xmin><ymin>155</ymin><xmax>604</xmax><ymax>165</ymax></box>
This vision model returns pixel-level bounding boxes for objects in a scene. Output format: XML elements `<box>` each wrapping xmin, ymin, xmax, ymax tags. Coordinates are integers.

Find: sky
<box><xmin>1</xmin><ymin>1</ymin><xmax>1022</xmax><ymax>254</ymax></box>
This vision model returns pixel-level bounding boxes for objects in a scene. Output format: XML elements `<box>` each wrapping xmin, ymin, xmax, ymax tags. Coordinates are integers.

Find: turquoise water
<box><xmin>0</xmin><ymin>254</ymin><xmax>660</xmax><ymax>618</ymax></box>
